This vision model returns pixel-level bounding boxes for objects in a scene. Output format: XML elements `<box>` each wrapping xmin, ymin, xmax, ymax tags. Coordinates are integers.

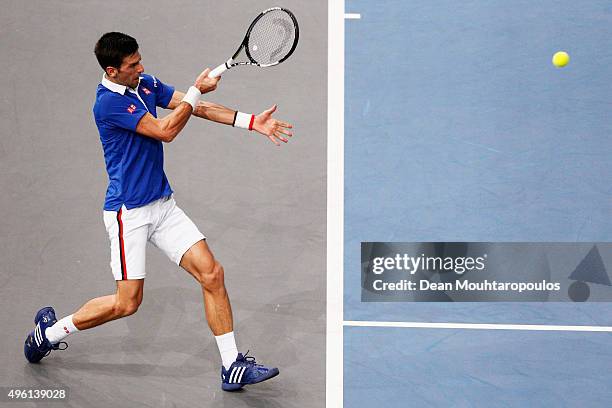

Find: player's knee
<box><xmin>113</xmin><ymin>299</ymin><xmax>140</xmax><ymax>318</ymax></box>
<box><xmin>123</xmin><ymin>301</ymin><xmax>140</xmax><ymax>316</ymax></box>
<box><xmin>199</xmin><ymin>260</ymin><xmax>225</xmax><ymax>291</ymax></box>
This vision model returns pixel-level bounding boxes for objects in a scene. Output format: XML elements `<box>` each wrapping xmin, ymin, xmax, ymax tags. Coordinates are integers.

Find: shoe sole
<box><xmin>221</xmin><ymin>383</ymin><xmax>244</xmax><ymax>391</ymax></box>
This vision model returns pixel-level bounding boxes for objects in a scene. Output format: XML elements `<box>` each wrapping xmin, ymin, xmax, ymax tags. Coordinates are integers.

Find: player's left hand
<box><xmin>252</xmin><ymin>105</ymin><xmax>293</xmax><ymax>146</ymax></box>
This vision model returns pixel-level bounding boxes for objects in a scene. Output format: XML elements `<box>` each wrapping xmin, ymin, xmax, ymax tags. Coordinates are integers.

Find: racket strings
<box><xmin>247</xmin><ymin>9</ymin><xmax>297</xmax><ymax>65</ymax></box>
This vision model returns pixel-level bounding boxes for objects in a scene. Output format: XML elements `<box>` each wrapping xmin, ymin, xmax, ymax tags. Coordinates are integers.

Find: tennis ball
<box><xmin>552</xmin><ymin>51</ymin><xmax>570</xmax><ymax>68</ymax></box>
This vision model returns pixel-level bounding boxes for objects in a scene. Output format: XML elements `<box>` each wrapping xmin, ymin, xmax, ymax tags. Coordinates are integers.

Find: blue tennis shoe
<box><xmin>221</xmin><ymin>352</ymin><xmax>279</xmax><ymax>391</ymax></box>
<box><xmin>24</xmin><ymin>306</ymin><xmax>66</xmax><ymax>363</ymax></box>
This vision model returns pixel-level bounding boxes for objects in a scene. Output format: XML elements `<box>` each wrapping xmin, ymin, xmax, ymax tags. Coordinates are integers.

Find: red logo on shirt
<box><xmin>142</xmin><ymin>87</ymin><xmax>151</xmax><ymax>95</ymax></box>
<box><xmin>63</xmin><ymin>326</ymin><xmax>70</xmax><ymax>334</ymax></box>
<box><xmin>127</xmin><ymin>104</ymin><xmax>137</xmax><ymax>114</ymax></box>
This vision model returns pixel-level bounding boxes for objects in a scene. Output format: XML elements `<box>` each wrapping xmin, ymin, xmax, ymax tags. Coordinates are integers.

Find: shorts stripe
<box><xmin>117</xmin><ymin>208</ymin><xmax>127</xmax><ymax>280</ymax></box>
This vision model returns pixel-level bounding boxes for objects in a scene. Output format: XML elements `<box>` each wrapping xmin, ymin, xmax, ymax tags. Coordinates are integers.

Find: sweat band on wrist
<box><xmin>233</xmin><ymin>111</ymin><xmax>255</xmax><ymax>130</ymax></box>
<box><xmin>181</xmin><ymin>86</ymin><xmax>201</xmax><ymax>110</ymax></box>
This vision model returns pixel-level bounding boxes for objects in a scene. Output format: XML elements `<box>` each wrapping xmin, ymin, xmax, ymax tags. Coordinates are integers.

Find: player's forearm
<box><xmin>193</xmin><ymin>101</ymin><xmax>236</xmax><ymax>125</ymax></box>
<box><xmin>167</xmin><ymin>90</ymin><xmax>234</xmax><ymax>125</ymax></box>
<box><xmin>136</xmin><ymin>101</ymin><xmax>196</xmax><ymax>143</ymax></box>
<box><xmin>158</xmin><ymin>103</ymin><xmax>194</xmax><ymax>142</ymax></box>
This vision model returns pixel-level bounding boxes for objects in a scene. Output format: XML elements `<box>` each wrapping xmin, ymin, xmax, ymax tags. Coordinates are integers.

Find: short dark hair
<box><xmin>94</xmin><ymin>32</ymin><xmax>139</xmax><ymax>71</ymax></box>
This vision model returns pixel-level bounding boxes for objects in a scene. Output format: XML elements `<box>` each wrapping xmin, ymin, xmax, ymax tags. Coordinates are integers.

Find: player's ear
<box><xmin>105</xmin><ymin>66</ymin><xmax>118</xmax><ymax>78</ymax></box>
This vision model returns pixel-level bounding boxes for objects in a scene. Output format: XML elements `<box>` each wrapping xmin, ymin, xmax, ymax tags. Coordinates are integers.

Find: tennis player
<box><xmin>24</xmin><ymin>32</ymin><xmax>292</xmax><ymax>391</ymax></box>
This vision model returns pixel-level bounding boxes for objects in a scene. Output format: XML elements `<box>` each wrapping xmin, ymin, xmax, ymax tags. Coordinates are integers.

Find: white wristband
<box><xmin>233</xmin><ymin>111</ymin><xmax>255</xmax><ymax>130</ymax></box>
<box><xmin>181</xmin><ymin>86</ymin><xmax>201</xmax><ymax>110</ymax></box>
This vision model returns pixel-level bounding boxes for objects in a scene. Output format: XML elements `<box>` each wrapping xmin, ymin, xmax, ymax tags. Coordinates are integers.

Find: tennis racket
<box><xmin>208</xmin><ymin>7</ymin><xmax>299</xmax><ymax>78</ymax></box>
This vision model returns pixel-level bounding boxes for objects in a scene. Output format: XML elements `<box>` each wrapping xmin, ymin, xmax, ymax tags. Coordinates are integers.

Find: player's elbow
<box><xmin>160</xmin><ymin>129</ymin><xmax>178</xmax><ymax>143</ymax></box>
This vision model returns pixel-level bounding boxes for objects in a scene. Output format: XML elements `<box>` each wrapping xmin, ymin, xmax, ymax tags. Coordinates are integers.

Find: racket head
<box><xmin>238</xmin><ymin>7</ymin><xmax>299</xmax><ymax>67</ymax></box>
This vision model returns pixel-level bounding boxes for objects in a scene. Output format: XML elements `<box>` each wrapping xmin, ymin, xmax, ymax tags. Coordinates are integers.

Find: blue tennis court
<box><xmin>342</xmin><ymin>1</ymin><xmax>612</xmax><ymax>406</ymax></box>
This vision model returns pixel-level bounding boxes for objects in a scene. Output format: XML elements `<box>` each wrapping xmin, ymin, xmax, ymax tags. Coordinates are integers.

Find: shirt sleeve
<box><xmin>151</xmin><ymin>75</ymin><xmax>175</xmax><ymax>109</ymax></box>
<box><xmin>99</xmin><ymin>94</ymin><xmax>148</xmax><ymax>132</ymax></box>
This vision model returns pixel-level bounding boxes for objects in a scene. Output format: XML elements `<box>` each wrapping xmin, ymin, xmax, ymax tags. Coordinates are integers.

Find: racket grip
<box><xmin>209</xmin><ymin>63</ymin><xmax>228</xmax><ymax>78</ymax></box>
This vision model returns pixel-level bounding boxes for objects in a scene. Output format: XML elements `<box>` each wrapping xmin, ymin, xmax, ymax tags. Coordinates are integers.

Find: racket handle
<box><xmin>209</xmin><ymin>61</ymin><xmax>230</xmax><ymax>78</ymax></box>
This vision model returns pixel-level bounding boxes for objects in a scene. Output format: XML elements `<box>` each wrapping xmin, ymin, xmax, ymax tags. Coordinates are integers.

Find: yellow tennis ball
<box><xmin>552</xmin><ymin>51</ymin><xmax>570</xmax><ymax>67</ymax></box>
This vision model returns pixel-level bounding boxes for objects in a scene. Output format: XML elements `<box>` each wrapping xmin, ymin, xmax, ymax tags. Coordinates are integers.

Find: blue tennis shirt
<box><xmin>93</xmin><ymin>74</ymin><xmax>175</xmax><ymax>211</ymax></box>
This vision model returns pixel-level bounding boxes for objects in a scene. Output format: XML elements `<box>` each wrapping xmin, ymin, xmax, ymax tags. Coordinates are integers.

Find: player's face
<box><xmin>114</xmin><ymin>52</ymin><xmax>144</xmax><ymax>88</ymax></box>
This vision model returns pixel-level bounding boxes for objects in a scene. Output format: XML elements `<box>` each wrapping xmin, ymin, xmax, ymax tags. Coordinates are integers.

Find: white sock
<box><xmin>45</xmin><ymin>314</ymin><xmax>79</xmax><ymax>345</ymax></box>
<box><xmin>215</xmin><ymin>331</ymin><xmax>238</xmax><ymax>370</ymax></box>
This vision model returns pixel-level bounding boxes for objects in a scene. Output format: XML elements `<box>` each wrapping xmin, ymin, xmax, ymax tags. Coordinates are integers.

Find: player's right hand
<box><xmin>194</xmin><ymin>68</ymin><xmax>219</xmax><ymax>94</ymax></box>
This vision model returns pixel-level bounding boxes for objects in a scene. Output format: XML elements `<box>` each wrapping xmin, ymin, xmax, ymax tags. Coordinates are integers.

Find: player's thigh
<box><xmin>115</xmin><ymin>279</ymin><xmax>145</xmax><ymax>305</ymax></box>
<box><xmin>103</xmin><ymin>206</ymin><xmax>150</xmax><ymax>280</ymax></box>
<box><xmin>149</xmin><ymin>197</ymin><xmax>205</xmax><ymax>266</ymax></box>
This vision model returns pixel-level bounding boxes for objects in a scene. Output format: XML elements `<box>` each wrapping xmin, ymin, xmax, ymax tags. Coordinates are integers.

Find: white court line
<box><xmin>326</xmin><ymin>0</ymin><xmax>345</xmax><ymax>407</ymax></box>
<box><xmin>344</xmin><ymin>13</ymin><xmax>361</xmax><ymax>19</ymax></box>
<box><xmin>344</xmin><ymin>320</ymin><xmax>612</xmax><ymax>332</ymax></box>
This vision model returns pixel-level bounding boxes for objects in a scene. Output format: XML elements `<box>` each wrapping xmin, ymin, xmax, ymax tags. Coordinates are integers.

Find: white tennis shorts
<box><xmin>103</xmin><ymin>195</ymin><xmax>205</xmax><ymax>280</ymax></box>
